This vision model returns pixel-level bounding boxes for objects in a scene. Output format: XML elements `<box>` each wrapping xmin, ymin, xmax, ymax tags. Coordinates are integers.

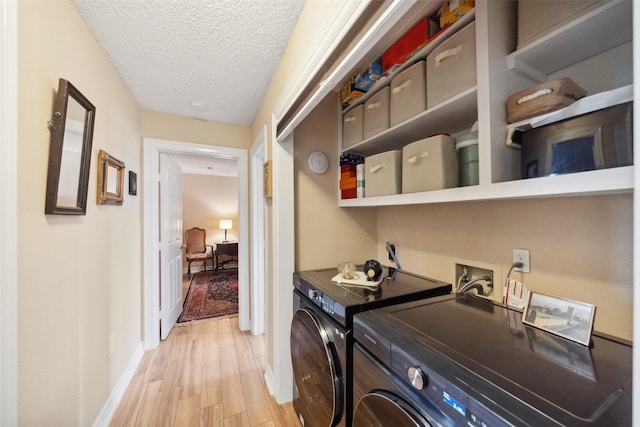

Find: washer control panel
<box><xmin>393</xmin><ymin>346</ymin><xmax>511</xmax><ymax>427</ymax></box>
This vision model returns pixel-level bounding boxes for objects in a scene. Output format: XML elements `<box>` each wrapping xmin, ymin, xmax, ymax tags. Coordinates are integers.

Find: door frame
<box><xmin>0</xmin><ymin>0</ymin><xmax>18</xmax><ymax>424</ymax></box>
<box><xmin>143</xmin><ymin>138</ymin><xmax>249</xmax><ymax>350</ymax></box>
<box><xmin>250</xmin><ymin>126</ymin><xmax>266</xmax><ymax>335</ymax></box>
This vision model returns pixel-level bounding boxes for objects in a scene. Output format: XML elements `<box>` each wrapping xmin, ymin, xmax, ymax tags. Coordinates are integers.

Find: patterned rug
<box><xmin>178</xmin><ymin>270</ymin><xmax>238</xmax><ymax>322</ymax></box>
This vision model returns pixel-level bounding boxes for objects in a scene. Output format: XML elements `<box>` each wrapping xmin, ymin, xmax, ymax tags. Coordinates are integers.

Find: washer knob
<box><xmin>407</xmin><ymin>366</ymin><xmax>426</xmax><ymax>390</ymax></box>
<box><xmin>308</xmin><ymin>289</ymin><xmax>318</xmax><ymax>300</ymax></box>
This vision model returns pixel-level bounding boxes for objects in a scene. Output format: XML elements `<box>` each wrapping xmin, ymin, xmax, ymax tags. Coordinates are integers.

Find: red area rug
<box><xmin>178</xmin><ymin>270</ymin><xmax>238</xmax><ymax>322</ymax></box>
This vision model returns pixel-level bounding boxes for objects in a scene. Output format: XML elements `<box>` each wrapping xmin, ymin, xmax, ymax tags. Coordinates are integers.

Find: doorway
<box><xmin>143</xmin><ymin>138</ymin><xmax>250</xmax><ymax>350</ymax></box>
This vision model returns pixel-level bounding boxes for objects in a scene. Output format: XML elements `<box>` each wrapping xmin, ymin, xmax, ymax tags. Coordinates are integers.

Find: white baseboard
<box><xmin>264</xmin><ymin>366</ymin><xmax>275</xmax><ymax>396</ymax></box>
<box><xmin>92</xmin><ymin>342</ymin><xmax>144</xmax><ymax>427</ymax></box>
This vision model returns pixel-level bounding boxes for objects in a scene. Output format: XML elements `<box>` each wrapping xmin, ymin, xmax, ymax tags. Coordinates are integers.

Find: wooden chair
<box><xmin>184</xmin><ymin>227</ymin><xmax>215</xmax><ymax>276</ymax></box>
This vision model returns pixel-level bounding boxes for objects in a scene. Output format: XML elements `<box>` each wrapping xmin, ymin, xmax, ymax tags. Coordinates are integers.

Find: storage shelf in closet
<box><xmin>337</xmin><ymin>0</ymin><xmax>633</xmax><ymax>208</ymax></box>
<box><xmin>339</xmin><ymin>166</ymin><xmax>633</xmax><ymax>207</ymax></box>
<box><xmin>507</xmin><ymin>0</ymin><xmax>632</xmax><ymax>83</ymax></box>
<box><xmin>344</xmin><ymin>87</ymin><xmax>477</xmax><ymax>157</ymax></box>
<box><xmin>341</xmin><ymin>10</ymin><xmax>476</xmax><ymax>117</ymax></box>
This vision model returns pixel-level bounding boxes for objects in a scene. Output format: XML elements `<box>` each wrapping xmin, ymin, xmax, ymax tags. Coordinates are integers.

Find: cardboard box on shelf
<box><xmin>354</xmin><ymin>60</ymin><xmax>384</xmax><ymax>92</ymax></box>
<box><xmin>382</xmin><ymin>17</ymin><xmax>445</xmax><ymax>73</ymax></box>
<box><xmin>438</xmin><ymin>0</ymin><xmax>474</xmax><ymax>28</ymax></box>
<box><xmin>340</xmin><ymin>80</ymin><xmax>366</xmax><ymax>107</ymax></box>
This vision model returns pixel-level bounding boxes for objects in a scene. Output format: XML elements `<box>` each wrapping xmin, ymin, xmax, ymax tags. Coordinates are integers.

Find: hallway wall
<box><xmin>17</xmin><ymin>1</ymin><xmax>142</xmax><ymax>425</ymax></box>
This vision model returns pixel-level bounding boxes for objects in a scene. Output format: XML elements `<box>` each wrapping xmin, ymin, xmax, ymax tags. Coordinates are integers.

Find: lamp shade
<box><xmin>219</xmin><ymin>219</ymin><xmax>232</xmax><ymax>230</ymax></box>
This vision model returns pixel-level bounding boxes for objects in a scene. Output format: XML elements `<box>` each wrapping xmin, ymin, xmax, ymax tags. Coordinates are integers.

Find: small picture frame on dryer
<box><xmin>522</xmin><ymin>292</ymin><xmax>595</xmax><ymax>346</ymax></box>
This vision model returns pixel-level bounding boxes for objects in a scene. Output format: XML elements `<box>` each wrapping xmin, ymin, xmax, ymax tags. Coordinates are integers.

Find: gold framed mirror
<box><xmin>45</xmin><ymin>79</ymin><xmax>96</xmax><ymax>215</ymax></box>
<box><xmin>97</xmin><ymin>150</ymin><xmax>125</xmax><ymax>205</ymax></box>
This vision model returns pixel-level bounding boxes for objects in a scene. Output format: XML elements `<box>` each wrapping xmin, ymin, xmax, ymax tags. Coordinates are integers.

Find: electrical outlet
<box><xmin>387</xmin><ymin>243</ymin><xmax>396</xmax><ymax>261</ymax></box>
<box><xmin>512</xmin><ymin>248</ymin><xmax>530</xmax><ymax>273</ymax></box>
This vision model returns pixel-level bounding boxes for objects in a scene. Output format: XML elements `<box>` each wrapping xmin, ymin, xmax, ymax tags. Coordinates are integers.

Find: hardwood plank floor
<box><xmin>110</xmin><ymin>315</ymin><xmax>299</xmax><ymax>426</ymax></box>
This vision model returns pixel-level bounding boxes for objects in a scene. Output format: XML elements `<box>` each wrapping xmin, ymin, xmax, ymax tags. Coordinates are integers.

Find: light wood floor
<box><xmin>109</xmin><ymin>315</ymin><xmax>300</xmax><ymax>426</ymax></box>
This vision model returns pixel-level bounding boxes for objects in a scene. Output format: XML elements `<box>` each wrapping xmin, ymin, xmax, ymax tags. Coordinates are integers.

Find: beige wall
<box><xmin>18</xmin><ymin>1</ymin><xmax>142</xmax><ymax>425</ymax></box>
<box><xmin>182</xmin><ymin>173</ymin><xmax>239</xmax><ymax>270</ymax></box>
<box><xmin>249</xmin><ymin>0</ymin><xmax>338</xmax><ymax>382</ymax></box>
<box><xmin>295</xmin><ymin>94</ymin><xmax>377</xmax><ymax>270</ymax></box>
<box><xmin>142</xmin><ymin>110</ymin><xmax>250</xmax><ymax>149</ymax></box>
<box><xmin>376</xmin><ymin>195</ymin><xmax>633</xmax><ymax>340</ymax></box>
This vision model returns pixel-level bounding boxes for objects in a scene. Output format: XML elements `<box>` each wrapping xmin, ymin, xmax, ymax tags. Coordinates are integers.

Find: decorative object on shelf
<box><xmin>363</xmin><ymin>259</ymin><xmax>383</xmax><ymax>281</ymax></box>
<box><xmin>128</xmin><ymin>171</ymin><xmax>137</xmax><ymax>196</ymax></box>
<box><xmin>522</xmin><ymin>292</ymin><xmax>595</xmax><ymax>346</ymax></box>
<box><xmin>97</xmin><ymin>150</ymin><xmax>125</xmax><ymax>205</ymax></box>
<box><xmin>219</xmin><ymin>219</ymin><xmax>232</xmax><ymax>243</ymax></box>
<box><xmin>308</xmin><ymin>151</ymin><xmax>329</xmax><ymax>174</ymax></box>
<box><xmin>263</xmin><ymin>160</ymin><xmax>272</xmax><ymax>198</ymax></box>
<box><xmin>506</xmin><ymin>78</ymin><xmax>586</xmax><ymax>124</ymax></box>
<box><xmin>45</xmin><ymin>78</ymin><xmax>96</xmax><ymax>215</ymax></box>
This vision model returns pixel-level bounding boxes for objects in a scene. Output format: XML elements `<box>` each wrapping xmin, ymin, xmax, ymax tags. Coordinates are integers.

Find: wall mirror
<box><xmin>97</xmin><ymin>150</ymin><xmax>125</xmax><ymax>205</ymax></box>
<box><xmin>45</xmin><ymin>78</ymin><xmax>96</xmax><ymax>215</ymax></box>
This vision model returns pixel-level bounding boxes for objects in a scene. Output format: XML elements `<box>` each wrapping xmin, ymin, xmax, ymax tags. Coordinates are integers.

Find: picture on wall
<box><xmin>129</xmin><ymin>171</ymin><xmax>137</xmax><ymax>196</ymax></box>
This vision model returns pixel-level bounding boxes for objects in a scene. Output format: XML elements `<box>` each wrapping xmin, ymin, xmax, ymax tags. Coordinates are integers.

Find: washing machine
<box><xmin>291</xmin><ymin>267</ymin><xmax>452</xmax><ymax>426</ymax></box>
<box><xmin>353</xmin><ymin>294</ymin><xmax>632</xmax><ymax>426</ymax></box>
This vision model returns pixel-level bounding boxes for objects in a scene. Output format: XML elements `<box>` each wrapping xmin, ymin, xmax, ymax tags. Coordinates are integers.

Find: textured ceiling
<box><xmin>72</xmin><ymin>0</ymin><xmax>305</xmax><ymax>126</ymax></box>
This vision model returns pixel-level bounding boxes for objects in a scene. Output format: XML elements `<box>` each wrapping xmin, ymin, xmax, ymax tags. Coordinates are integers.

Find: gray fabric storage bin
<box><xmin>390</xmin><ymin>61</ymin><xmax>426</xmax><ymax>126</ymax></box>
<box><xmin>402</xmin><ymin>135</ymin><xmax>458</xmax><ymax>193</ymax></box>
<box><xmin>426</xmin><ymin>22</ymin><xmax>476</xmax><ymax>109</ymax></box>
<box><xmin>343</xmin><ymin>104</ymin><xmax>364</xmax><ymax>149</ymax></box>
<box><xmin>364</xmin><ymin>86</ymin><xmax>390</xmax><ymax>139</ymax></box>
<box><xmin>518</xmin><ymin>0</ymin><xmax>605</xmax><ymax>49</ymax></box>
<box><xmin>364</xmin><ymin>150</ymin><xmax>402</xmax><ymax>197</ymax></box>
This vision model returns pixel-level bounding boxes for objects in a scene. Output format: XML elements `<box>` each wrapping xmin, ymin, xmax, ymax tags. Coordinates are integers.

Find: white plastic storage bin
<box><xmin>364</xmin><ymin>86</ymin><xmax>390</xmax><ymax>139</ymax></box>
<box><xmin>402</xmin><ymin>135</ymin><xmax>458</xmax><ymax>193</ymax></box>
<box><xmin>364</xmin><ymin>150</ymin><xmax>402</xmax><ymax>197</ymax></box>
<box><xmin>343</xmin><ymin>104</ymin><xmax>364</xmax><ymax>149</ymax></box>
<box><xmin>390</xmin><ymin>61</ymin><xmax>426</xmax><ymax>126</ymax></box>
<box><xmin>517</xmin><ymin>0</ymin><xmax>605</xmax><ymax>49</ymax></box>
<box><xmin>426</xmin><ymin>21</ymin><xmax>476</xmax><ymax>109</ymax></box>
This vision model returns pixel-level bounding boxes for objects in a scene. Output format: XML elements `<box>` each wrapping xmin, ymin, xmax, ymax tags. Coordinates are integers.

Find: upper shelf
<box><xmin>342</xmin><ymin>10</ymin><xmax>476</xmax><ymax>115</ymax></box>
<box><xmin>343</xmin><ymin>87</ymin><xmax>477</xmax><ymax>156</ymax></box>
<box><xmin>507</xmin><ymin>0</ymin><xmax>632</xmax><ymax>82</ymax></box>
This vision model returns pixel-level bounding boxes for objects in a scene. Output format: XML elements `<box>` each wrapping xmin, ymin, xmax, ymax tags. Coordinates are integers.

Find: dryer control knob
<box><xmin>408</xmin><ymin>366</ymin><xmax>426</xmax><ymax>390</ymax></box>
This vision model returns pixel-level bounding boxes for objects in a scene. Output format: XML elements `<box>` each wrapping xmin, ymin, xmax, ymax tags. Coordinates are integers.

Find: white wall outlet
<box><xmin>513</xmin><ymin>248</ymin><xmax>530</xmax><ymax>273</ymax></box>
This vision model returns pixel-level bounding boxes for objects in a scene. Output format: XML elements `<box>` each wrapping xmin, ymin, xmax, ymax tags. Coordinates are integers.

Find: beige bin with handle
<box><xmin>402</xmin><ymin>135</ymin><xmax>458</xmax><ymax>193</ymax></box>
<box><xmin>364</xmin><ymin>150</ymin><xmax>402</xmax><ymax>197</ymax></box>
<box><xmin>343</xmin><ymin>104</ymin><xmax>364</xmax><ymax>149</ymax></box>
<box><xmin>364</xmin><ymin>86</ymin><xmax>390</xmax><ymax>139</ymax></box>
<box><xmin>426</xmin><ymin>21</ymin><xmax>476</xmax><ymax>109</ymax></box>
<box><xmin>390</xmin><ymin>61</ymin><xmax>426</xmax><ymax>126</ymax></box>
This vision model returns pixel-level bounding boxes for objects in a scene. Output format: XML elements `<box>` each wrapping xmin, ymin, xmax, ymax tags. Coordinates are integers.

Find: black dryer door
<box><xmin>353</xmin><ymin>391</ymin><xmax>432</xmax><ymax>427</ymax></box>
<box><xmin>290</xmin><ymin>307</ymin><xmax>342</xmax><ymax>426</ymax></box>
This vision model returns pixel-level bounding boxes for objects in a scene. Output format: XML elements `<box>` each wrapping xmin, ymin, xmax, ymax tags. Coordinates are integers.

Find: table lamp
<box><xmin>220</xmin><ymin>219</ymin><xmax>232</xmax><ymax>242</ymax></box>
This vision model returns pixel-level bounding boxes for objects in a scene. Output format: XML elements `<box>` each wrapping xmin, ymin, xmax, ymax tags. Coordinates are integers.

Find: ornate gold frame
<box><xmin>97</xmin><ymin>150</ymin><xmax>125</xmax><ymax>205</ymax></box>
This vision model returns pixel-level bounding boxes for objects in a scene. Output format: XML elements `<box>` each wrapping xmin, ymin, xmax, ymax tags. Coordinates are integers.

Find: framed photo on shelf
<box><xmin>522</xmin><ymin>292</ymin><xmax>595</xmax><ymax>346</ymax></box>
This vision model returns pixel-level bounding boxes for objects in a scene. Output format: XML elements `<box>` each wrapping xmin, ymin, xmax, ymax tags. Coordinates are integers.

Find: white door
<box><xmin>159</xmin><ymin>153</ymin><xmax>183</xmax><ymax>340</ymax></box>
